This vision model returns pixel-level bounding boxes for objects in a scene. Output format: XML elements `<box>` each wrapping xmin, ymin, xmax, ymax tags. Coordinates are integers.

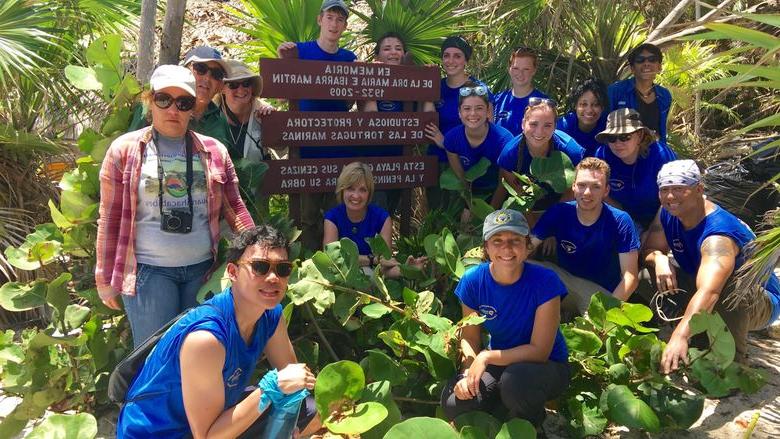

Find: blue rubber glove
<box><xmin>257</xmin><ymin>369</ymin><xmax>310</xmax><ymax>413</ymax></box>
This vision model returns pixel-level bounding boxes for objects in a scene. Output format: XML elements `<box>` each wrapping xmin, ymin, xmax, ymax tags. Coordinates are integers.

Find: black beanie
<box><xmin>441</xmin><ymin>36</ymin><xmax>472</xmax><ymax>61</ymax></box>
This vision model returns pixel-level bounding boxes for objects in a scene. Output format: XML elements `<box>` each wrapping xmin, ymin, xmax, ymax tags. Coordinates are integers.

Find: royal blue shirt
<box><xmin>455</xmin><ymin>262</ymin><xmax>569</xmax><ymax>362</ymax></box>
<box><xmin>498</xmin><ymin>129</ymin><xmax>585</xmax><ymax>176</ymax></box>
<box><xmin>430</xmin><ymin>77</ymin><xmax>492</xmax><ymax>162</ymax></box>
<box><xmin>556</xmin><ymin>111</ymin><xmax>607</xmax><ymax>157</ymax></box>
<box><xmin>608</xmin><ymin>77</ymin><xmax>672</xmax><ymax>145</ymax></box>
<box><xmin>324</xmin><ymin>203</ymin><xmax>389</xmax><ymax>255</ymax></box>
<box><xmin>532</xmin><ymin>201</ymin><xmax>640</xmax><ymax>291</ymax></box>
<box><xmin>595</xmin><ymin>141</ymin><xmax>676</xmax><ymax>229</ymax></box>
<box><xmin>493</xmin><ymin>88</ymin><xmax>548</xmax><ymax>136</ymax></box>
<box><xmin>295</xmin><ymin>41</ymin><xmax>358</xmax><ymax>158</ymax></box>
<box><xmin>443</xmin><ymin>122</ymin><xmax>514</xmax><ymax>191</ymax></box>
<box><xmin>117</xmin><ymin>289</ymin><xmax>282</xmax><ymax>438</ymax></box>
<box><xmin>660</xmin><ymin>204</ymin><xmax>780</xmax><ymax>325</ymax></box>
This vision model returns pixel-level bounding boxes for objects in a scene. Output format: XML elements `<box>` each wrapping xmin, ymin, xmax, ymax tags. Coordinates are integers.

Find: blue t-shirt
<box><xmin>660</xmin><ymin>205</ymin><xmax>780</xmax><ymax>325</ymax></box>
<box><xmin>430</xmin><ymin>77</ymin><xmax>492</xmax><ymax>162</ymax></box>
<box><xmin>295</xmin><ymin>41</ymin><xmax>358</xmax><ymax>158</ymax></box>
<box><xmin>455</xmin><ymin>263</ymin><xmax>568</xmax><ymax>362</ymax></box>
<box><xmin>595</xmin><ymin>141</ymin><xmax>676</xmax><ymax>228</ymax></box>
<box><xmin>493</xmin><ymin>88</ymin><xmax>548</xmax><ymax>137</ymax></box>
<box><xmin>532</xmin><ymin>201</ymin><xmax>640</xmax><ymax>291</ymax></box>
<box><xmin>117</xmin><ymin>289</ymin><xmax>282</xmax><ymax>438</ymax></box>
<box><xmin>443</xmin><ymin>122</ymin><xmax>514</xmax><ymax>191</ymax></box>
<box><xmin>497</xmin><ymin>129</ymin><xmax>585</xmax><ymax>176</ymax></box>
<box><xmin>324</xmin><ymin>203</ymin><xmax>389</xmax><ymax>255</ymax></box>
<box><xmin>556</xmin><ymin>111</ymin><xmax>607</xmax><ymax>157</ymax></box>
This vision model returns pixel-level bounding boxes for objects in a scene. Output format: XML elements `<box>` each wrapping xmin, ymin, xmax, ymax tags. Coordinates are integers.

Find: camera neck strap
<box><xmin>153</xmin><ymin>130</ymin><xmax>194</xmax><ymax>219</ymax></box>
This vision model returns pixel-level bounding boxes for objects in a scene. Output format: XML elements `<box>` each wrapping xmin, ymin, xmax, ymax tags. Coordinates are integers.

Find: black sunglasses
<box><xmin>528</xmin><ymin>97</ymin><xmax>557</xmax><ymax>108</ymax></box>
<box><xmin>227</xmin><ymin>79</ymin><xmax>254</xmax><ymax>90</ymax></box>
<box><xmin>634</xmin><ymin>55</ymin><xmax>660</xmax><ymax>64</ymax></box>
<box><xmin>152</xmin><ymin>92</ymin><xmax>196</xmax><ymax>112</ymax></box>
<box><xmin>238</xmin><ymin>259</ymin><xmax>293</xmax><ymax>278</ymax></box>
<box><xmin>191</xmin><ymin>62</ymin><xmax>225</xmax><ymax>81</ymax></box>
<box><xmin>604</xmin><ymin>133</ymin><xmax>634</xmax><ymax>143</ymax></box>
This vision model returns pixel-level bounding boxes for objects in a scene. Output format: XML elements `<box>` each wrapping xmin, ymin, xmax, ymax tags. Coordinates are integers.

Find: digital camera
<box><xmin>160</xmin><ymin>208</ymin><xmax>192</xmax><ymax>234</ymax></box>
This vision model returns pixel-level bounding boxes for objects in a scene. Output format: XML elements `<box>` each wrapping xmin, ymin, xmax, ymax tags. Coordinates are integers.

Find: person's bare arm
<box><xmin>323</xmin><ymin>219</ymin><xmax>339</xmax><ymax>249</ymax></box>
<box><xmin>642</xmin><ymin>212</ymin><xmax>676</xmax><ymax>292</ymax></box>
<box><xmin>446</xmin><ymin>152</ymin><xmax>467</xmax><ymax>187</ymax></box>
<box><xmin>466</xmin><ymin>297</ymin><xmax>560</xmax><ymax>396</ymax></box>
<box><xmin>660</xmin><ymin>235</ymin><xmax>739</xmax><ymax>374</ymax></box>
<box><xmin>490</xmin><ymin>172</ymin><xmax>507</xmax><ymax>208</ymax></box>
<box><xmin>362</xmin><ymin>101</ymin><xmax>378</xmax><ymax>112</ymax></box>
<box><xmin>612</xmin><ymin>251</ymin><xmax>639</xmax><ymax>301</ymax></box>
<box><xmin>181</xmin><ymin>331</ymin><xmax>262</xmax><ymax>439</ymax></box>
<box><xmin>453</xmin><ymin>304</ymin><xmax>482</xmax><ymax>400</ymax></box>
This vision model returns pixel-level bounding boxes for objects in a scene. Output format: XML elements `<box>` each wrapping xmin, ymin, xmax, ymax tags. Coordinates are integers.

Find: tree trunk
<box><xmin>137</xmin><ymin>0</ymin><xmax>158</xmax><ymax>84</ymax></box>
<box><xmin>160</xmin><ymin>0</ymin><xmax>187</xmax><ymax>65</ymax></box>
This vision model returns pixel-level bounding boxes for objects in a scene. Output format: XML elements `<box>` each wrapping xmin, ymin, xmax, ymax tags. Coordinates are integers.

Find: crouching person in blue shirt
<box><xmin>440</xmin><ymin>209</ymin><xmax>570</xmax><ymax>428</ymax></box>
<box><xmin>530</xmin><ymin>157</ymin><xmax>640</xmax><ymax>318</ymax></box>
<box><xmin>643</xmin><ymin>160</ymin><xmax>780</xmax><ymax>371</ymax></box>
<box><xmin>117</xmin><ymin>225</ymin><xmax>320</xmax><ymax>438</ymax></box>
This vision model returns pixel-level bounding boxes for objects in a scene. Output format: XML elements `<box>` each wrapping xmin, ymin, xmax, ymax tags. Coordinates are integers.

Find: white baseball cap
<box><xmin>149</xmin><ymin>65</ymin><xmax>196</xmax><ymax>97</ymax></box>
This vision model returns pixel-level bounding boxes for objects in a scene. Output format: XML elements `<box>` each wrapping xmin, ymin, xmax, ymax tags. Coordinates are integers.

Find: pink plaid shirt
<box><xmin>95</xmin><ymin>128</ymin><xmax>254</xmax><ymax>300</ymax></box>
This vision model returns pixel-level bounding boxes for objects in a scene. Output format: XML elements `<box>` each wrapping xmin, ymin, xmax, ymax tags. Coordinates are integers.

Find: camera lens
<box><xmin>166</xmin><ymin>216</ymin><xmax>181</xmax><ymax>230</ymax></box>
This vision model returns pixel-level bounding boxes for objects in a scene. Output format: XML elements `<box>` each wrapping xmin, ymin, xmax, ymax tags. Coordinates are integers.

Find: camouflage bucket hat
<box><xmin>595</xmin><ymin>108</ymin><xmax>654</xmax><ymax>143</ymax></box>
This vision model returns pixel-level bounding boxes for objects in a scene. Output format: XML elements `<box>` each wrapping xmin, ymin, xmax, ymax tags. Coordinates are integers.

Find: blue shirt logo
<box><xmin>560</xmin><ymin>240</ymin><xmax>577</xmax><ymax>254</ymax></box>
<box><xmin>496</xmin><ymin>111</ymin><xmax>510</xmax><ymax>120</ymax></box>
<box><xmin>609</xmin><ymin>179</ymin><xmax>625</xmax><ymax>191</ymax></box>
<box><xmin>672</xmin><ymin>239</ymin><xmax>684</xmax><ymax>252</ymax></box>
<box><xmin>226</xmin><ymin>368</ymin><xmax>243</xmax><ymax>388</ymax></box>
<box><xmin>478</xmin><ymin>305</ymin><xmax>498</xmax><ymax>320</ymax></box>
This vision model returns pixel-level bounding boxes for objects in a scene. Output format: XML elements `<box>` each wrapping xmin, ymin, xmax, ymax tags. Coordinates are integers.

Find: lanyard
<box><xmin>153</xmin><ymin>130</ymin><xmax>194</xmax><ymax>218</ymax></box>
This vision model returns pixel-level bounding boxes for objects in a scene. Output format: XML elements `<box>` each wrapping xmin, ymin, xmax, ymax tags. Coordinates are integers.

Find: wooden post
<box><xmin>137</xmin><ymin>0</ymin><xmax>158</xmax><ymax>83</ymax></box>
<box><xmin>159</xmin><ymin>0</ymin><xmax>187</xmax><ymax>65</ymax></box>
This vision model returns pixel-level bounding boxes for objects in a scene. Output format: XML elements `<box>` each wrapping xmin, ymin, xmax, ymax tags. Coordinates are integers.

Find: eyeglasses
<box><xmin>604</xmin><ymin>133</ymin><xmax>634</xmax><ymax>143</ymax></box>
<box><xmin>528</xmin><ymin>97</ymin><xmax>557</xmax><ymax>109</ymax></box>
<box><xmin>227</xmin><ymin>79</ymin><xmax>254</xmax><ymax>90</ymax></box>
<box><xmin>191</xmin><ymin>62</ymin><xmax>225</xmax><ymax>81</ymax></box>
<box><xmin>238</xmin><ymin>259</ymin><xmax>293</xmax><ymax>278</ymax></box>
<box><xmin>459</xmin><ymin>85</ymin><xmax>489</xmax><ymax>97</ymax></box>
<box><xmin>152</xmin><ymin>92</ymin><xmax>196</xmax><ymax>112</ymax></box>
<box><xmin>633</xmin><ymin>54</ymin><xmax>660</xmax><ymax>64</ymax></box>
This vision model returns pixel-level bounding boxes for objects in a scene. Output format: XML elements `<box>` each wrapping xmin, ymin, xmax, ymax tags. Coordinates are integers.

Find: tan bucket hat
<box><xmin>595</xmin><ymin>108</ymin><xmax>654</xmax><ymax>143</ymax></box>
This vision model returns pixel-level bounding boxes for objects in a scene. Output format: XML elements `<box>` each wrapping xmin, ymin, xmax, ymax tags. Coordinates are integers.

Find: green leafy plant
<box><xmin>0</xmin><ymin>34</ymin><xmax>137</xmax><ymax>437</ymax></box>
<box><xmin>560</xmin><ymin>293</ymin><xmax>764</xmax><ymax>437</ymax></box>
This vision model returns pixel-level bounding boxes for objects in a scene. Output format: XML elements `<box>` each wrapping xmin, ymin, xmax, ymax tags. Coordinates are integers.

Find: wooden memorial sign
<box><xmin>258</xmin><ymin>57</ymin><xmax>440</xmax><ymax>233</ymax></box>
<box><xmin>261</xmin><ymin>156</ymin><xmax>438</xmax><ymax>195</ymax></box>
<box><xmin>262</xmin><ymin>111</ymin><xmax>438</xmax><ymax>147</ymax></box>
<box><xmin>259</xmin><ymin>59</ymin><xmax>440</xmax><ymax>101</ymax></box>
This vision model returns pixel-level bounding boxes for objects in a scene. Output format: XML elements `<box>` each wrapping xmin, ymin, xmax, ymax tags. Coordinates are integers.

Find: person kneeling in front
<box><xmin>440</xmin><ymin>209</ymin><xmax>570</xmax><ymax>428</ymax></box>
<box><xmin>117</xmin><ymin>225</ymin><xmax>319</xmax><ymax>438</ymax></box>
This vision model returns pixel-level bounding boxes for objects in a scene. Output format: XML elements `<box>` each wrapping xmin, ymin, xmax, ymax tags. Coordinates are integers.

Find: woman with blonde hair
<box><xmin>323</xmin><ymin>162</ymin><xmax>424</xmax><ymax>276</ymax></box>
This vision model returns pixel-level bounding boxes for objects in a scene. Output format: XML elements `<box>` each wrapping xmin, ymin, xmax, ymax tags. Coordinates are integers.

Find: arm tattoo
<box><xmin>700</xmin><ymin>237</ymin><xmax>737</xmax><ymax>270</ymax></box>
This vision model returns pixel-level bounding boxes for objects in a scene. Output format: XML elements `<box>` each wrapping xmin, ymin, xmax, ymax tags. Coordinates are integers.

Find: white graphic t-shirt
<box><xmin>134</xmin><ymin>134</ymin><xmax>212</xmax><ymax>266</ymax></box>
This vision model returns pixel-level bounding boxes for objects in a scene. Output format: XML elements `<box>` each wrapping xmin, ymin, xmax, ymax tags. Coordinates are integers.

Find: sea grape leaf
<box><xmin>383</xmin><ymin>417</ymin><xmax>459</xmax><ymax>439</ymax></box>
<box><xmin>604</xmin><ymin>384</ymin><xmax>661</xmax><ymax>432</ymax></box>
<box><xmin>315</xmin><ymin>360</ymin><xmax>365</xmax><ymax>419</ymax></box>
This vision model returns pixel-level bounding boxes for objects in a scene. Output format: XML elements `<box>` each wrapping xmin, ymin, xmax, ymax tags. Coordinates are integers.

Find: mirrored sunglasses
<box><xmin>459</xmin><ymin>85</ymin><xmax>489</xmax><ymax>97</ymax></box>
<box><xmin>227</xmin><ymin>79</ymin><xmax>254</xmax><ymax>90</ymax></box>
<box><xmin>152</xmin><ymin>92</ymin><xmax>196</xmax><ymax>112</ymax></box>
<box><xmin>528</xmin><ymin>97</ymin><xmax>557</xmax><ymax>108</ymax></box>
<box><xmin>191</xmin><ymin>62</ymin><xmax>225</xmax><ymax>81</ymax></box>
<box><xmin>238</xmin><ymin>259</ymin><xmax>293</xmax><ymax>278</ymax></box>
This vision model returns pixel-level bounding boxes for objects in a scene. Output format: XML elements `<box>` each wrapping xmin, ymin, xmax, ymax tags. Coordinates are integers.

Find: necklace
<box><xmin>229</xmin><ymin>122</ymin><xmax>247</xmax><ymax>149</ymax></box>
<box><xmin>636</xmin><ymin>85</ymin><xmax>655</xmax><ymax>99</ymax></box>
